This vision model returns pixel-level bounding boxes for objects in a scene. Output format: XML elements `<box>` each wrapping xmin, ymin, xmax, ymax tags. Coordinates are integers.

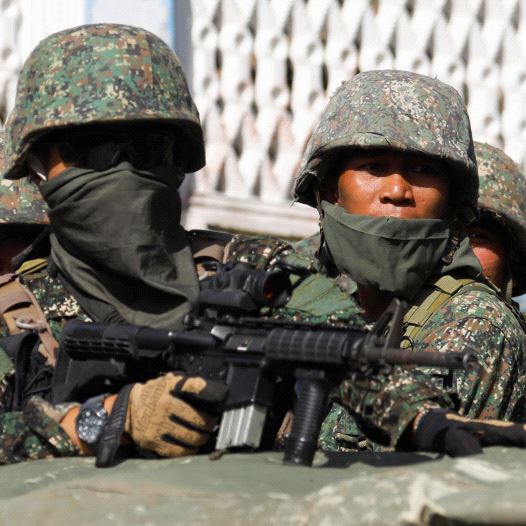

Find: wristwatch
<box><xmin>76</xmin><ymin>394</ymin><xmax>110</xmax><ymax>446</ymax></box>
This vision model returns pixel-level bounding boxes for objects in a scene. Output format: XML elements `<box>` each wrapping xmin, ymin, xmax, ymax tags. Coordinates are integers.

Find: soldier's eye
<box><xmin>469</xmin><ymin>231</ymin><xmax>486</xmax><ymax>242</ymax></box>
<box><xmin>412</xmin><ymin>164</ymin><xmax>435</xmax><ymax>174</ymax></box>
<box><xmin>359</xmin><ymin>162</ymin><xmax>383</xmax><ymax>172</ymax></box>
<box><xmin>467</xmin><ymin>228</ymin><xmax>492</xmax><ymax>244</ymax></box>
<box><xmin>409</xmin><ymin>162</ymin><xmax>446</xmax><ymax>179</ymax></box>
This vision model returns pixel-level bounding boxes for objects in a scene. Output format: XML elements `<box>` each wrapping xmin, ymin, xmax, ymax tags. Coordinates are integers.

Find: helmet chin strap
<box><xmin>314</xmin><ymin>188</ymin><xmax>325</xmax><ymax>259</ymax></box>
<box><xmin>313</xmin><ymin>190</ymin><xmax>340</xmax><ymax>276</ymax></box>
<box><xmin>441</xmin><ymin>230</ymin><xmax>460</xmax><ymax>265</ymax></box>
<box><xmin>504</xmin><ymin>278</ymin><xmax>514</xmax><ymax>302</ymax></box>
<box><xmin>27</xmin><ymin>154</ymin><xmax>48</xmax><ymax>181</ymax></box>
<box><xmin>441</xmin><ymin>207</ymin><xmax>468</xmax><ymax>266</ymax></box>
<box><xmin>503</xmin><ymin>260</ymin><xmax>514</xmax><ymax>302</ymax></box>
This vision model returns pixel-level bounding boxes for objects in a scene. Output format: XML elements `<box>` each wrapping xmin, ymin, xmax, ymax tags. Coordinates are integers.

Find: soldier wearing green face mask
<box><xmin>295</xmin><ymin>141</ymin><xmax>526</xmax><ymax>303</ymax></box>
<box><xmin>295</xmin><ymin>70</ymin><xmax>526</xmax><ymax>455</ymax></box>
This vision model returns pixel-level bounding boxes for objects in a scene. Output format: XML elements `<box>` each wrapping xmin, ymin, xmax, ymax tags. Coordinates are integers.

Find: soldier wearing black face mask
<box><xmin>0</xmin><ymin>22</ymin><xmax>368</xmax><ymax>465</ymax></box>
<box><xmin>0</xmin><ymin>24</ymin><xmax>243</xmax><ymax>464</ymax></box>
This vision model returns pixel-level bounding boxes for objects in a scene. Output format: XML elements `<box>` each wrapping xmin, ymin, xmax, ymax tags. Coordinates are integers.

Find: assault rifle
<box><xmin>51</xmin><ymin>262</ymin><xmax>476</xmax><ymax>467</ymax></box>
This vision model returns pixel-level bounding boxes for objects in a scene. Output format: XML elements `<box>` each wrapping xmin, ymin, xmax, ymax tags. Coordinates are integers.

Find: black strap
<box><xmin>0</xmin><ymin>331</ymin><xmax>51</xmax><ymax>410</ymax></box>
<box><xmin>95</xmin><ymin>383</ymin><xmax>134</xmax><ymax>468</ymax></box>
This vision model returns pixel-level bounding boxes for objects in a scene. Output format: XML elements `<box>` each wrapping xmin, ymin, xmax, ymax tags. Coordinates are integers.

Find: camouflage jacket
<box><xmin>323</xmin><ymin>281</ymin><xmax>526</xmax><ymax>451</ymax></box>
<box><xmin>294</xmin><ymin>235</ymin><xmax>526</xmax><ymax>451</ymax></box>
<box><xmin>0</xmin><ymin>234</ymin><xmax>365</xmax><ymax>464</ymax></box>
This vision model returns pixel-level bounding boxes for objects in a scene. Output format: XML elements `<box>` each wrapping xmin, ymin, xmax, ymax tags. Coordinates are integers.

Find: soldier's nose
<box><xmin>379</xmin><ymin>173</ymin><xmax>414</xmax><ymax>206</ymax></box>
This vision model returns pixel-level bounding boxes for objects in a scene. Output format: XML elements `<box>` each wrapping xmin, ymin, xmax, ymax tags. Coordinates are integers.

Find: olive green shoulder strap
<box><xmin>15</xmin><ymin>257</ymin><xmax>48</xmax><ymax>276</ymax></box>
<box><xmin>401</xmin><ymin>275</ymin><xmax>476</xmax><ymax>348</ymax></box>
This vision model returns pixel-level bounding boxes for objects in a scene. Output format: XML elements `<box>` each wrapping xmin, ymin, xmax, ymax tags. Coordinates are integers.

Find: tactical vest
<box><xmin>0</xmin><ymin>258</ymin><xmax>58</xmax><ymax>365</ymax></box>
<box><xmin>402</xmin><ymin>275</ymin><xmax>476</xmax><ymax>349</ymax></box>
<box><xmin>325</xmin><ymin>274</ymin><xmax>505</xmax><ymax>451</ymax></box>
<box><xmin>399</xmin><ymin>274</ymin><xmax>518</xmax><ymax>395</ymax></box>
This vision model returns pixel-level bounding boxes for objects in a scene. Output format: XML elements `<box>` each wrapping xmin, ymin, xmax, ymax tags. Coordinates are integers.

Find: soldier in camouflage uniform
<box><xmin>465</xmin><ymin>142</ymin><xmax>526</xmax><ymax>298</ymax></box>
<box><xmin>0</xmin><ymin>23</ymin><xmax>235</xmax><ymax>463</ymax></box>
<box><xmin>0</xmin><ymin>131</ymin><xmax>49</xmax><ymax>274</ymax></box>
<box><xmin>294</xmin><ymin>70</ymin><xmax>526</xmax><ymax>455</ymax></box>
<box><xmin>0</xmin><ymin>24</ymin><xmax>362</xmax><ymax>464</ymax></box>
<box><xmin>308</xmin><ymin>141</ymin><xmax>526</xmax><ymax>451</ymax></box>
<box><xmin>295</xmin><ymin>142</ymin><xmax>526</xmax><ymax>300</ymax></box>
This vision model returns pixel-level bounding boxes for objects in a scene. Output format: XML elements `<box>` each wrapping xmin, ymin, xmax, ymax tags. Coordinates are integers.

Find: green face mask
<box><xmin>39</xmin><ymin>161</ymin><xmax>198</xmax><ymax>329</ymax></box>
<box><xmin>321</xmin><ymin>201</ymin><xmax>451</xmax><ymax>300</ymax></box>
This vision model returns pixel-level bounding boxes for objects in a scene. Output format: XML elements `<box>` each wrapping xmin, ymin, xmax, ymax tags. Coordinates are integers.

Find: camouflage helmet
<box><xmin>3</xmin><ymin>23</ymin><xmax>205</xmax><ymax>179</ymax></box>
<box><xmin>474</xmin><ymin>141</ymin><xmax>526</xmax><ymax>295</ymax></box>
<box><xmin>0</xmin><ymin>131</ymin><xmax>48</xmax><ymax>225</ymax></box>
<box><xmin>294</xmin><ymin>70</ymin><xmax>478</xmax><ymax>225</ymax></box>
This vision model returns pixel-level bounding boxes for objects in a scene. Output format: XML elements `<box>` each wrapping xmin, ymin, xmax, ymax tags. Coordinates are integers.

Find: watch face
<box><xmin>77</xmin><ymin>407</ymin><xmax>108</xmax><ymax>445</ymax></box>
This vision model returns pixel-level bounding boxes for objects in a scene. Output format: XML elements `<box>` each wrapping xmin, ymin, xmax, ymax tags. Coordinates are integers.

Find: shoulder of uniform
<box><xmin>14</xmin><ymin>263</ymin><xmax>85</xmax><ymax>321</ymax></box>
<box><xmin>224</xmin><ymin>234</ymin><xmax>293</xmax><ymax>270</ymax></box>
<box><xmin>274</xmin><ymin>271</ymin><xmax>365</xmax><ymax>327</ymax></box>
<box><xmin>435</xmin><ymin>283</ymin><xmax>525</xmax><ymax>334</ymax></box>
<box><xmin>293</xmin><ymin>233</ymin><xmax>320</xmax><ymax>260</ymax></box>
<box><xmin>187</xmin><ymin>229</ymin><xmax>234</xmax><ymax>263</ymax></box>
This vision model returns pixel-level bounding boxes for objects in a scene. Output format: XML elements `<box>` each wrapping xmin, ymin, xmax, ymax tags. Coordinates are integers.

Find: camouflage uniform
<box><xmin>0</xmin><ymin>131</ymin><xmax>48</xmax><ymax>229</ymax></box>
<box><xmin>294</xmin><ymin>71</ymin><xmax>526</xmax><ymax>450</ymax></box>
<box><xmin>0</xmin><ymin>23</ymin><xmax>209</xmax><ymax>464</ymax></box>
<box><xmin>0</xmin><ymin>24</ymin><xmax>363</xmax><ymax>464</ymax></box>
<box><xmin>0</xmin><ymin>131</ymin><xmax>86</xmax><ymax>461</ymax></box>
<box><xmin>473</xmin><ymin>141</ymin><xmax>526</xmax><ymax>296</ymax></box>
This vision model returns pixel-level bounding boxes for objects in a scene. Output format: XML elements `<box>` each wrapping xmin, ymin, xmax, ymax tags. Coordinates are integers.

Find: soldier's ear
<box><xmin>320</xmin><ymin>179</ymin><xmax>339</xmax><ymax>204</ymax></box>
<box><xmin>326</xmin><ymin>189</ymin><xmax>339</xmax><ymax>204</ymax></box>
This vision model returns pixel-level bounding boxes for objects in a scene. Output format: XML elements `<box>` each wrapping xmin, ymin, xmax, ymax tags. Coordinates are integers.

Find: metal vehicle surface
<box><xmin>1</xmin><ymin>448</ymin><xmax>525</xmax><ymax>525</ymax></box>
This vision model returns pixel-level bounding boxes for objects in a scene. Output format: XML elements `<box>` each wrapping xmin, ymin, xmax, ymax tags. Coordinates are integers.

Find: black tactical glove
<box><xmin>414</xmin><ymin>409</ymin><xmax>526</xmax><ymax>457</ymax></box>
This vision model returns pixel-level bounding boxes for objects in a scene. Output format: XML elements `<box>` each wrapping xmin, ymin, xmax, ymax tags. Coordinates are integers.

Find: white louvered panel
<box><xmin>187</xmin><ymin>0</ymin><xmax>526</xmax><ymax>237</ymax></box>
<box><xmin>0</xmin><ymin>0</ymin><xmax>22</xmax><ymax>123</ymax></box>
<box><xmin>2</xmin><ymin>1</ymin><xmax>526</xmax><ymax>237</ymax></box>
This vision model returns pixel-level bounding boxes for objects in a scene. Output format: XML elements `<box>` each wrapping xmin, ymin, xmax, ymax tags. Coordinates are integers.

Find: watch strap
<box><xmin>81</xmin><ymin>393</ymin><xmax>108</xmax><ymax>412</ymax></box>
<box><xmin>96</xmin><ymin>383</ymin><xmax>134</xmax><ymax>468</ymax></box>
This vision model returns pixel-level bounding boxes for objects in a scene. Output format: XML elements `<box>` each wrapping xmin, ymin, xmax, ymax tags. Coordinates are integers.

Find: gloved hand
<box><xmin>125</xmin><ymin>373</ymin><xmax>228</xmax><ymax>457</ymax></box>
<box><xmin>414</xmin><ymin>409</ymin><xmax>526</xmax><ymax>457</ymax></box>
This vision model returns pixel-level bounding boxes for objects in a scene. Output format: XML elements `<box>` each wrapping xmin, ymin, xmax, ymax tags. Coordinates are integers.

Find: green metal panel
<box><xmin>1</xmin><ymin>449</ymin><xmax>525</xmax><ymax>525</ymax></box>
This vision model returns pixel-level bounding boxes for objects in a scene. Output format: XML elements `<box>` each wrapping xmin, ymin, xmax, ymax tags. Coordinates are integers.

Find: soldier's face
<box><xmin>333</xmin><ymin>150</ymin><xmax>450</xmax><ymax>219</ymax></box>
<box><xmin>465</xmin><ymin>223</ymin><xmax>509</xmax><ymax>292</ymax></box>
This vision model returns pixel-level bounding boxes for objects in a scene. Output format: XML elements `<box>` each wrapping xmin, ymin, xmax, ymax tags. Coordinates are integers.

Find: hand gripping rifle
<box><xmin>51</xmin><ymin>262</ymin><xmax>476</xmax><ymax>467</ymax></box>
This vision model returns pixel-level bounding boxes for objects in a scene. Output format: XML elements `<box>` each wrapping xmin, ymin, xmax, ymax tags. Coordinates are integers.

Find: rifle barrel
<box><xmin>365</xmin><ymin>347</ymin><xmax>477</xmax><ymax>371</ymax></box>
